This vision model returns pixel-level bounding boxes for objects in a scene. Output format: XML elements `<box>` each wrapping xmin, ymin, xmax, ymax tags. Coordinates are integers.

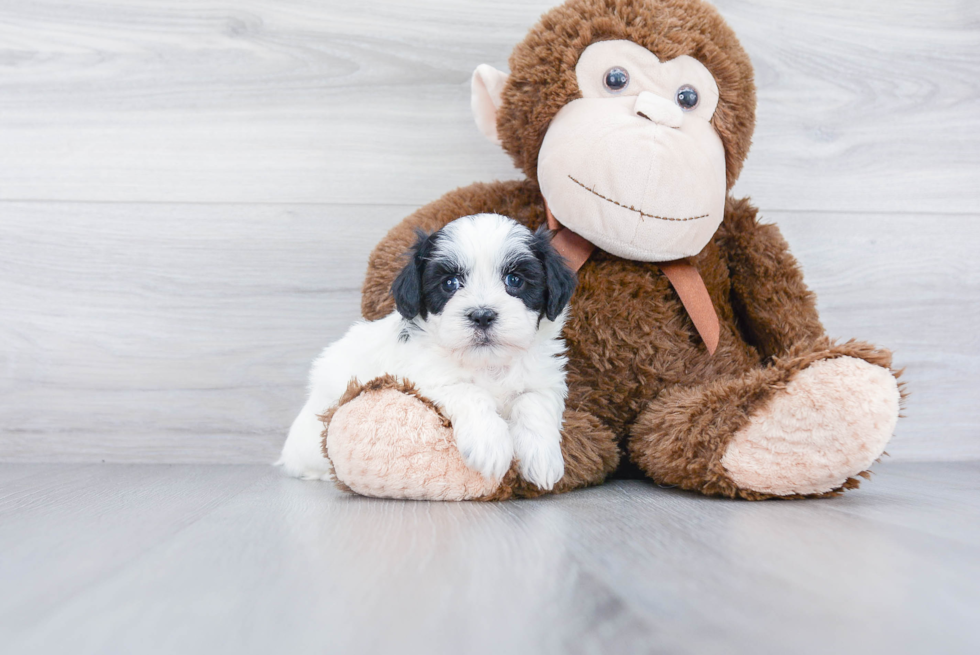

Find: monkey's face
<box><xmin>471</xmin><ymin>0</ymin><xmax>755</xmax><ymax>262</ymax></box>
<box><xmin>536</xmin><ymin>40</ymin><xmax>726</xmax><ymax>262</ymax></box>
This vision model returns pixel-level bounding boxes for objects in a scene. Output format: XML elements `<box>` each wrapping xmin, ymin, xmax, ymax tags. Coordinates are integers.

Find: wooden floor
<box><xmin>1</xmin><ymin>461</ymin><xmax>977</xmax><ymax>655</ymax></box>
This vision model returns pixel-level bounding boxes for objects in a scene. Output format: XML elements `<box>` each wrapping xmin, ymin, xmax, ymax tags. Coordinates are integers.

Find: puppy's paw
<box><xmin>277</xmin><ymin>410</ymin><xmax>333</xmax><ymax>482</ymax></box>
<box><xmin>514</xmin><ymin>434</ymin><xmax>565</xmax><ymax>490</ymax></box>
<box><xmin>453</xmin><ymin>413</ymin><xmax>514</xmax><ymax>481</ymax></box>
<box><xmin>274</xmin><ymin>453</ymin><xmax>333</xmax><ymax>482</ymax></box>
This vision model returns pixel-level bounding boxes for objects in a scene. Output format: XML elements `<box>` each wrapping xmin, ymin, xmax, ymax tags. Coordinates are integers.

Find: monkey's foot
<box><xmin>322</xmin><ymin>376</ymin><xmax>500</xmax><ymax>501</ymax></box>
<box><xmin>720</xmin><ymin>357</ymin><xmax>901</xmax><ymax>496</ymax></box>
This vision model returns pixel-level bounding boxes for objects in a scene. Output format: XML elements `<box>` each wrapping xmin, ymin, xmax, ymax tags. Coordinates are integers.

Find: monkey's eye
<box><xmin>442</xmin><ymin>277</ymin><xmax>460</xmax><ymax>293</ymax></box>
<box><xmin>602</xmin><ymin>67</ymin><xmax>630</xmax><ymax>93</ymax></box>
<box><xmin>676</xmin><ymin>85</ymin><xmax>699</xmax><ymax>111</ymax></box>
<box><xmin>504</xmin><ymin>273</ymin><xmax>524</xmax><ymax>289</ymax></box>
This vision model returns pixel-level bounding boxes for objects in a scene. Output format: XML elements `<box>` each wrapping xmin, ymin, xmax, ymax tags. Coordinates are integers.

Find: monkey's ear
<box><xmin>471</xmin><ymin>64</ymin><xmax>509</xmax><ymax>145</ymax></box>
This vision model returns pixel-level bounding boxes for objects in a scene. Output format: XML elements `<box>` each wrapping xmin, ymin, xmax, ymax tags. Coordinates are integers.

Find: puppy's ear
<box><xmin>392</xmin><ymin>229</ymin><xmax>436</xmax><ymax>320</ymax></box>
<box><xmin>530</xmin><ymin>226</ymin><xmax>577</xmax><ymax>321</ymax></box>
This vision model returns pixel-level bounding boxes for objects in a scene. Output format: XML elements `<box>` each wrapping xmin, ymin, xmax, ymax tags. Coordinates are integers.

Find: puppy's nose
<box><xmin>467</xmin><ymin>308</ymin><xmax>497</xmax><ymax>329</ymax></box>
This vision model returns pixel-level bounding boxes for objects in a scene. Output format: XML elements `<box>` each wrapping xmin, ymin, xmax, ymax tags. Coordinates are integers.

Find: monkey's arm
<box><xmin>717</xmin><ymin>197</ymin><xmax>826</xmax><ymax>359</ymax></box>
<box><xmin>361</xmin><ymin>180</ymin><xmax>544</xmax><ymax>320</ymax></box>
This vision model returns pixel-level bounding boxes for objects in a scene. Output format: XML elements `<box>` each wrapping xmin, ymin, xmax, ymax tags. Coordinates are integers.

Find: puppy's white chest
<box><xmin>471</xmin><ymin>365</ymin><xmax>524</xmax><ymax>415</ymax></box>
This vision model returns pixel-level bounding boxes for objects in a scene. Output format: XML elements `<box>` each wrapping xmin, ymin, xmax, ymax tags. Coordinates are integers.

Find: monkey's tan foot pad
<box><xmin>721</xmin><ymin>357</ymin><xmax>901</xmax><ymax>496</ymax></box>
<box><xmin>323</xmin><ymin>377</ymin><xmax>500</xmax><ymax>501</ymax></box>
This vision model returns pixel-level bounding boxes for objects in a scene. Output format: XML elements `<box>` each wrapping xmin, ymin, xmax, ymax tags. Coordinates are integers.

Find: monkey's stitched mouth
<box><xmin>568</xmin><ymin>175</ymin><xmax>708</xmax><ymax>222</ymax></box>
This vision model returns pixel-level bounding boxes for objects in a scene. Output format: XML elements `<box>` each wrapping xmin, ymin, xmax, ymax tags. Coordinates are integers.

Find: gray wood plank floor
<box><xmin>1</xmin><ymin>461</ymin><xmax>977</xmax><ymax>655</ymax></box>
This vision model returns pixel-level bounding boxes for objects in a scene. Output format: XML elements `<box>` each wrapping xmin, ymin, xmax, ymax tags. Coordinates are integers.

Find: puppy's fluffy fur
<box><xmin>277</xmin><ymin>213</ymin><xmax>576</xmax><ymax>489</ymax></box>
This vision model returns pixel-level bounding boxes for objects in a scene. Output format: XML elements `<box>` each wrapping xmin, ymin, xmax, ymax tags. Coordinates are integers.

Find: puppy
<box><xmin>277</xmin><ymin>213</ymin><xmax>577</xmax><ymax>490</ymax></box>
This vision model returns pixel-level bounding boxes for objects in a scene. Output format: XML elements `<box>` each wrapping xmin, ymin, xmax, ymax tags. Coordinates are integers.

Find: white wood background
<box><xmin>1</xmin><ymin>0</ymin><xmax>977</xmax><ymax>463</ymax></box>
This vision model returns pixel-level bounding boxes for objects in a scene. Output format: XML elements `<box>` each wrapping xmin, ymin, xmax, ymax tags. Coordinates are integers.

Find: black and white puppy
<box><xmin>277</xmin><ymin>213</ymin><xmax>576</xmax><ymax>489</ymax></box>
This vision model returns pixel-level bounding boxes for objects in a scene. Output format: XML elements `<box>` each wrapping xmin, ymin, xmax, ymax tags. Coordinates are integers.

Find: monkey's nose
<box><xmin>634</xmin><ymin>91</ymin><xmax>684</xmax><ymax>128</ymax></box>
<box><xmin>467</xmin><ymin>308</ymin><xmax>497</xmax><ymax>329</ymax></box>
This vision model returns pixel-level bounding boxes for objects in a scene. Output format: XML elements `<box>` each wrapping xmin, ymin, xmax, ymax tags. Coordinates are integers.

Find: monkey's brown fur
<box><xmin>354</xmin><ymin>0</ymin><xmax>902</xmax><ymax>500</ymax></box>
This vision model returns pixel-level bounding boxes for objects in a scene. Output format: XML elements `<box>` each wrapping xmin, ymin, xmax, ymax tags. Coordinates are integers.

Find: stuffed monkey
<box><xmin>309</xmin><ymin>0</ymin><xmax>903</xmax><ymax>500</ymax></box>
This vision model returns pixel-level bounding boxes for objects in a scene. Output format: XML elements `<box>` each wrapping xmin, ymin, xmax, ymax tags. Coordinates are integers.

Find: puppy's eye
<box><xmin>441</xmin><ymin>276</ymin><xmax>460</xmax><ymax>293</ymax></box>
<box><xmin>504</xmin><ymin>273</ymin><xmax>524</xmax><ymax>289</ymax></box>
<box><xmin>676</xmin><ymin>85</ymin><xmax>699</xmax><ymax>111</ymax></box>
<box><xmin>603</xmin><ymin>67</ymin><xmax>629</xmax><ymax>93</ymax></box>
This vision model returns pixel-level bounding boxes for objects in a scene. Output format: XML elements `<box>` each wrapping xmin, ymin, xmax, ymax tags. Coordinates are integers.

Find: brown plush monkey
<box><xmin>323</xmin><ymin>0</ymin><xmax>903</xmax><ymax>500</ymax></box>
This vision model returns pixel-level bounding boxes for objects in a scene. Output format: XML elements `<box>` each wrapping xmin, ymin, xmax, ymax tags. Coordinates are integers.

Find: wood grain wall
<box><xmin>1</xmin><ymin>0</ymin><xmax>977</xmax><ymax>463</ymax></box>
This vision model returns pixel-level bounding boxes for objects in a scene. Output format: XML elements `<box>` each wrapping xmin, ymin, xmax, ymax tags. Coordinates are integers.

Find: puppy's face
<box><xmin>391</xmin><ymin>214</ymin><xmax>576</xmax><ymax>360</ymax></box>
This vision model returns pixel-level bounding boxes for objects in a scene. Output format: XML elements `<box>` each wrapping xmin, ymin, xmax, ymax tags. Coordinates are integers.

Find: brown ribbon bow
<box><xmin>546</xmin><ymin>202</ymin><xmax>719</xmax><ymax>355</ymax></box>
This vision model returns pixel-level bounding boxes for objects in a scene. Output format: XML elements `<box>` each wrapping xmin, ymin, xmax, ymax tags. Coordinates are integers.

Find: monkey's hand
<box><xmin>323</xmin><ymin>376</ymin><xmax>502</xmax><ymax>500</ymax></box>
